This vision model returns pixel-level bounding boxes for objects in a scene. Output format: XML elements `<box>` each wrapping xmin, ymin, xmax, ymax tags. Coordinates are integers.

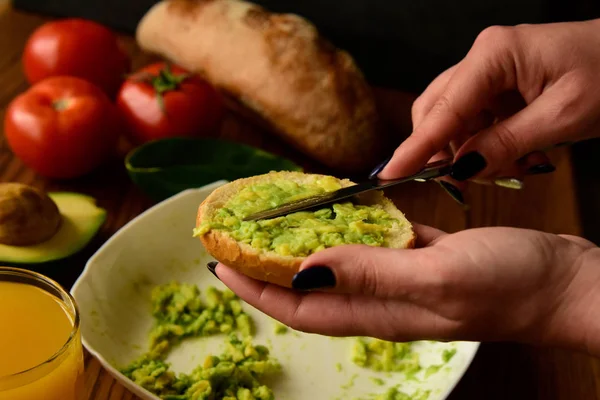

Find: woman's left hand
<box><xmin>211</xmin><ymin>224</ymin><xmax>600</xmax><ymax>355</ymax></box>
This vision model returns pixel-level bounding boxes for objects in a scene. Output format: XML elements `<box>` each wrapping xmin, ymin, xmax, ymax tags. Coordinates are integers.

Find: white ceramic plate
<box><xmin>71</xmin><ymin>182</ymin><xmax>479</xmax><ymax>400</ymax></box>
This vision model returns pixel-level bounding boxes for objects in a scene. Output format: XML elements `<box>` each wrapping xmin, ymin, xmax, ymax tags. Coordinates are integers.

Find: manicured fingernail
<box><xmin>207</xmin><ymin>261</ymin><xmax>219</xmax><ymax>280</ymax></box>
<box><xmin>292</xmin><ymin>266</ymin><xmax>336</xmax><ymax>291</ymax></box>
<box><xmin>438</xmin><ymin>181</ymin><xmax>465</xmax><ymax>204</ymax></box>
<box><xmin>369</xmin><ymin>157</ymin><xmax>391</xmax><ymax>180</ymax></box>
<box><xmin>494</xmin><ymin>178</ymin><xmax>524</xmax><ymax>190</ymax></box>
<box><xmin>527</xmin><ymin>163</ymin><xmax>556</xmax><ymax>175</ymax></box>
<box><xmin>450</xmin><ymin>152</ymin><xmax>487</xmax><ymax>181</ymax></box>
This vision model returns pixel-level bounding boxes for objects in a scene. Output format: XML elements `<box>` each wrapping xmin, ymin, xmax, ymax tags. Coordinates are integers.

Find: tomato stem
<box><xmin>131</xmin><ymin>63</ymin><xmax>191</xmax><ymax>114</ymax></box>
<box><xmin>52</xmin><ymin>98</ymin><xmax>70</xmax><ymax>111</ymax></box>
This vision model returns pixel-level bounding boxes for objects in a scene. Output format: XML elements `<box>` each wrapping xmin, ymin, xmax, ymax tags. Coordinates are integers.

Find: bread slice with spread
<box><xmin>195</xmin><ymin>171</ymin><xmax>415</xmax><ymax>287</ymax></box>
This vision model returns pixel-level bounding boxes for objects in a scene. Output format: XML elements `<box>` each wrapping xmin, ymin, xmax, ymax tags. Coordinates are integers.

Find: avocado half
<box><xmin>0</xmin><ymin>192</ymin><xmax>107</xmax><ymax>264</ymax></box>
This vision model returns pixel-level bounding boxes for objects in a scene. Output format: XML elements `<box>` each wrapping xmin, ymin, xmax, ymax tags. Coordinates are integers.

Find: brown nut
<box><xmin>0</xmin><ymin>183</ymin><xmax>62</xmax><ymax>246</ymax></box>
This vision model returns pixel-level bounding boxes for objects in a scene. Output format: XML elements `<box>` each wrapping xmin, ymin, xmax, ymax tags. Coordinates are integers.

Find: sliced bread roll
<box><xmin>136</xmin><ymin>0</ymin><xmax>385</xmax><ymax>173</ymax></box>
<box><xmin>195</xmin><ymin>171</ymin><xmax>415</xmax><ymax>288</ymax></box>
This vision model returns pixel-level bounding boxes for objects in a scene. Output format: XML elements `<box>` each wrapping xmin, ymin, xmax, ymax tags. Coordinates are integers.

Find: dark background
<box><xmin>11</xmin><ymin>0</ymin><xmax>600</xmax><ymax>246</ymax></box>
<box><xmin>12</xmin><ymin>0</ymin><xmax>600</xmax><ymax>93</ymax></box>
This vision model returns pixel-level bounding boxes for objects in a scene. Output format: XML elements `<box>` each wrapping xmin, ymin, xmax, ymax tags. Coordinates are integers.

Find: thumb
<box><xmin>292</xmin><ymin>244</ymin><xmax>435</xmax><ymax>298</ymax></box>
<box><xmin>453</xmin><ymin>79</ymin><xmax>582</xmax><ymax>178</ymax></box>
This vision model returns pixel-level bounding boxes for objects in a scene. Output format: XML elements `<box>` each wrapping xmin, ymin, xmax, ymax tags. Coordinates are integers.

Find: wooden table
<box><xmin>1</xmin><ymin>2</ymin><xmax>600</xmax><ymax>399</ymax></box>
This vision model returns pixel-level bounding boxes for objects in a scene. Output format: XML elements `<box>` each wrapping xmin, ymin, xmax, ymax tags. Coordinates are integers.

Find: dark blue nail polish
<box><xmin>450</xmin><ymin>152</ymin><xmax>487</xmax><ymax>181</ymax></box>
<box><xmin>369</xmin><ymin>157</ymin><xmax>392</xmax><ymax>180</ymax></box>
<box><xmin>527</xmin><ymin>163</ymin><xmax>556</xmax><ymax>175</ymax></box>
<box><xmin>439</xmin><ymin>181</ymin><xmax>465</xmax><ymax>205</ymax></box>
<box><xmin>292</xmin><ymin>266</ymin><xmax>336</xmax><ymax>291</ymax></box>
<box><xmin>207</xmin><ymin>261</ymin><xmax>219</xmax><ymax>280</ymax></box>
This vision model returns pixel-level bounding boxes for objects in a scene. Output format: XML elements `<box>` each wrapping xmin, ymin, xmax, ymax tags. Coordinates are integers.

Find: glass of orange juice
<box><xmin>0</xmin><ymin>267</ymin><xmax>85</xmax><ymax>400</ymax></box>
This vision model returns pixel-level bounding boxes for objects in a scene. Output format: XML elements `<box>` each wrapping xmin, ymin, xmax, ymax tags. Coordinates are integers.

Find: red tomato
<box><xmin>116</xmin><ymin>62</ymin><xmax>225</xmax><ymax>144</ymax></box>
<box><xmin>4</xmin><ymin>76</ymin><xmax>122</xmax><ymax>179</ymax></box>
<box><xmin>23</xmin><ymin>19</ymin><xmax>130</xmax><ymax>98</ymax></box>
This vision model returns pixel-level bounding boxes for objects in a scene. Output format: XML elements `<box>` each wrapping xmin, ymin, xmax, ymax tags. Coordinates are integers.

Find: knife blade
<box><xmin>242</xmin><ymin>158</ymin><xmax>454</xmax><ymax>221</ymax></box>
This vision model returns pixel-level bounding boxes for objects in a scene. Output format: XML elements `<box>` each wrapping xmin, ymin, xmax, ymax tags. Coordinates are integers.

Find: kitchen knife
<box><xmin>243</xmin><ymin>158</ymin><xmax>453</xmax><ymax>221</ymax></box>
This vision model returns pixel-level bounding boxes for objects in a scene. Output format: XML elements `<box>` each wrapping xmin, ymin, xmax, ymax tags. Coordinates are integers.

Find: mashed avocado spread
<box><xmin>121</xmin><ymin>281</ymin><xmax>456</xmax><ymax>400</ymax></box>
<box><xmin>350</xmin><ymin>338</ymin><xmax>458</xmax><ymax>400</ymax></box>
<box><xmin>121</xmin><ymin>334</ymin><xmax>280</xmax><ymax>400</ymax></box>
<box><xmin>352</xmin><ymin>338</ymin><xmax>422</xmax><ymax>375</ymax></box>
<box><xmin>147</xmin><ymin>282</ymin><xmax>254</xmax><ymax>358</ymax></box>
<box><xmin>372</xmin><ymin>387</ymin><xmax>431</xmax><ymax>400</ymax></box>
<box><xmin>351</xmin><ymin>338</ymin><xmax>457</xmax><ymax>375</ymax></box>
<box><xmin>120</xmin><ymin>282</ymin><xmax>280</xmax><ymax>400</ymax></box>
<box><xmin>194</xmin><ymin>178</ymin><xmax>400</xmax><ymax>257</ymax></box>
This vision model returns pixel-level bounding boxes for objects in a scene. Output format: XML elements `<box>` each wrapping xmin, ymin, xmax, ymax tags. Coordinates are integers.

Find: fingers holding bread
<box><xmin>194</xmin><ymin>171</ymin><xmax>415</xmax><ymax>288</ymax></box>
<box><xmin>136</xmin><ymin>0</ymin><xmax>386</xmax><ymax>173</ymax></box>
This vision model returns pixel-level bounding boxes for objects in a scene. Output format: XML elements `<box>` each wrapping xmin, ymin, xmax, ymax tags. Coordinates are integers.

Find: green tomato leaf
<box><xmin>125</xmin><ymin>138</ymin><xmax>303</xmax><ymax>201</ymax></box>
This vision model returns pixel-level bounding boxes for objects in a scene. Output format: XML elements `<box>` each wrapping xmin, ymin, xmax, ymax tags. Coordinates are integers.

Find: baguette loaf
<box><xmin>136</xmin><ymin>0</ymin><xmax>385</xmax><ymax>173</ymax></box>
<box><xmin>195</xmin><ymin>171</ymin><xmax>415</xmax><ymax>288</ymax></box>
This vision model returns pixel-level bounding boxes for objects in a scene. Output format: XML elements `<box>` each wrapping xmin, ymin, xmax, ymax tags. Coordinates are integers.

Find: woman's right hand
<box><xmin>378</xmin><ymin>18</ymin><xmax>600</xmax><ymax>181</ymax></box>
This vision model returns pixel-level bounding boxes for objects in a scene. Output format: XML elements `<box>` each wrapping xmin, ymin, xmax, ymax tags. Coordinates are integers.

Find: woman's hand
<box><xmin>378</xmin><ymin>18</ymin><xmax>600</xmax><ymax>182</ymax></box>
<box><xmin>211</xmin><ymin>224</ymin><xmax>600</xmax><ymax>355</ymax></box>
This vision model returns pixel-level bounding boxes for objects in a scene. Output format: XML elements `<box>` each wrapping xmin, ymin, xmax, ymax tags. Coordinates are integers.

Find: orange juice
<box><xmin>0</xmin><ymin>268</ymin><xmax>84</xmax><ymax>400</ymax></box>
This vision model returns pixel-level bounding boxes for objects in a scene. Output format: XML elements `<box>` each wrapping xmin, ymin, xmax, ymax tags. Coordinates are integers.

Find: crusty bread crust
<box><xmin>136</xmin><ymin>0</ymin><xmax>385</xmax><ymax>173</ymax></box>
<box><xmin>196</xmin><ymin>171</ymin><xmax>415</xmax><ymax>288</ymax></box>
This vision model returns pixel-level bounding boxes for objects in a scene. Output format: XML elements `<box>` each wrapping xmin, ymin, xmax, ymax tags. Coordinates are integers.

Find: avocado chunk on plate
<box><xmin>0</xmin><ymin>191</ymin><xmax>107</xmax><ymax>264</ymax></box>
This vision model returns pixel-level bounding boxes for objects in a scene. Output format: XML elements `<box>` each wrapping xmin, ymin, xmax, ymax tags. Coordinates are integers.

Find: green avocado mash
<box><xmin>122</xmin><ymin>334</ymin><xmax>280</xmax><ymax>400</ymax></box>
<box><xmin>351</xmin><ymin>338</ymin><xmax>459</xmax><ymax>400</ymax></box>
<box><xmin>442</xmin><ymin>348</ymin><xmax>457</xmax><ymax>363</ymax></box>
<box><xmin>273</xmin><ymin>321</ymin><xmax>288</xmax><ymax>335</ymax></box>
<box><xmin>147</xmin><ymin>282</ymin><xmax>254</xmax><ymax>358</ymax></box>
<box><xmin>194</xmin><ymin>179</ymin><xmax>400</xmax><ymax>257</ymax></box>
<box><xmin>351</xmin><ymin>338</ymin><xmax>421</xmax><ymax>375</ymax></box>
<box><xmin>121</xmin><ymin>281</ymin><xmax>456</xmax><ymax>400</ymax></box>
<box><xmin>373</xmin><ymin>387</ymin><xmax>431</xmax><ymax>400</ymax></box>
<box><xmin>120</xmin><ymin>282</ymin><xmax>280</xmax><ymax>400</ymax></box>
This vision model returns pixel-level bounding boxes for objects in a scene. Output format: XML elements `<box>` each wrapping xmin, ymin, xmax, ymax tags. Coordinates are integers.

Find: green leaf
<box><xmin>125</xmin><ymin>138</ymin><xmax>303</xmax><ymax>201</ymax></box>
